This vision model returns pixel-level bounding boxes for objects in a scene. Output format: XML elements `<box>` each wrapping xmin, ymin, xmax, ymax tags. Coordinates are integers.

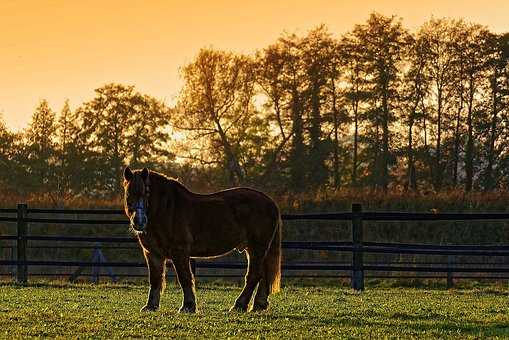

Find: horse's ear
<box><xmin>124</xmin><ymin>167</ymin><xmax>133</xmax><ymax>182</ymax></box>
<box><xmin>141</xmin><ymin>167</ymin><xmax>149</xmax><ymax>182</ymax></box>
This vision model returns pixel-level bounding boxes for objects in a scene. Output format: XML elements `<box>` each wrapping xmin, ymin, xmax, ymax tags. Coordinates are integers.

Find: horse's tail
<box><xmin>265</xmin><ymin>215</ymin><xmax>282</xmax><ymax>294</ymax></box>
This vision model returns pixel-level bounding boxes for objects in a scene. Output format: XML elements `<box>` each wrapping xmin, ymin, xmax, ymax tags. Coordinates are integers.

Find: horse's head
<box><xmin>123</xmin><ymin>167</ymin><xmax>150</xmax><ymax>232</ymax></box>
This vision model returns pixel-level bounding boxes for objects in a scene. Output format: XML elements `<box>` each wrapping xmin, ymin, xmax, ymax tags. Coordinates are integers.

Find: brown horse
<box><xmin>123</xmin><ymin>167</ymin><xmax>282</xmax><ymax>313</ymax></box>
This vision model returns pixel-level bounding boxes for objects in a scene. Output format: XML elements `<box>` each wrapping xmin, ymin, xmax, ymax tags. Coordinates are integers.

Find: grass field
<box><xmin>0</xmin><ymin>281</ymin><xmax>508</xmax><ymax>339</ymax></box>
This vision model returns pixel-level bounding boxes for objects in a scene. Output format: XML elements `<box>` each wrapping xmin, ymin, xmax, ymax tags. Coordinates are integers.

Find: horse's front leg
<box><xmin>172</xmin><ymin>254</ymin><xmax>197</xmax><ymax>313</ymax></box>
<box><xmin>141</xmin><ymin>250</ymin><xmax>166</xmax><ymax>312</ymax></box>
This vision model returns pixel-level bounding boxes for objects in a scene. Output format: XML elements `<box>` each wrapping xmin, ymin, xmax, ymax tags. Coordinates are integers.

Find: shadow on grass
<box><xmin>278</xmin><ymin>311</ymin><xmax>509</xmax><ymax>337</ymax></box>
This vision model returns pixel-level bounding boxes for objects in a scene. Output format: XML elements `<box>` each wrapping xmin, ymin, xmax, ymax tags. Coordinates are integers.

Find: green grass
<box><xmin>0</xmin><ymin>281</ymin><xmax>508</xmax><ymax>339</ymax></box>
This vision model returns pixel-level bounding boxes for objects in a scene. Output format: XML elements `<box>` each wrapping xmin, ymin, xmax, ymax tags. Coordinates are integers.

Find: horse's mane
<box><xmin>147</xmin><ymin>170</ymin><xmax>190</xmax><ymax>194</ymax></box>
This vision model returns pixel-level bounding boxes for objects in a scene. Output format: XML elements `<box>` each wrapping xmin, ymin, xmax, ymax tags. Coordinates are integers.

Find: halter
<box><xmin>130</xmin><ymin>178</ymin><xmax>150</xmax><ymax>232</ymax></box>
<box><xmin>133</xmin><ymin>198</ymin><xmax>148</xmax><ymax>231</ymax></box>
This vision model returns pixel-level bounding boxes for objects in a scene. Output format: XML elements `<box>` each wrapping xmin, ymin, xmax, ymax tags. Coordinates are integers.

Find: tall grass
<box><xmin>277</xmin><ymin>188</ymin><xmax>509</xmax><ymax>213</ymax></box>
<box><xmin>2</xmin><ymin>188</ymin><xmax>509</xmax><ymax>212</ymax></box>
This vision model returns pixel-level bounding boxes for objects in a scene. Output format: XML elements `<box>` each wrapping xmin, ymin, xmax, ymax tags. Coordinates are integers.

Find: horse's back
<box><xmin>187</xmin><ymin>187</ymin><xmax>280</xmax><ymax>257</ymax></box>
<box><xmin>217</xmin><ymin>187</ymin><xmax>279</xmax><ymax>219</ymax></box>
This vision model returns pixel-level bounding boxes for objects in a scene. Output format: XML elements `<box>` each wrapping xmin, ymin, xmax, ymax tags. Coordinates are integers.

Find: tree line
<box><xmin>1</xmin><ymin>13</ymin><xmax>509</xmax><ymax>201</ymax></box>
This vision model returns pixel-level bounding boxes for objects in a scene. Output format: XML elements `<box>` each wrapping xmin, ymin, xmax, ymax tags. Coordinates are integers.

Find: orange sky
<box><xmin>1</xmin><ymin>0</ymin><xmax>508</xmax><ymax>131</ymax></box>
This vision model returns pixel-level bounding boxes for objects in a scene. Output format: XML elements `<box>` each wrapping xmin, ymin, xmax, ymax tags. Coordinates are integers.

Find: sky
<box><xmin>1</xmin><ymin>0</ymin><xmax>508</xmax><ymax>131</ymax></box>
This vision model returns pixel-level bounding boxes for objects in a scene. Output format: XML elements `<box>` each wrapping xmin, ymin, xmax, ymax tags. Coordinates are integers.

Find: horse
<box><xmin>122</xmin><ymin>167</ymin><xmax>282</xmax><ymax>313</ymax></box>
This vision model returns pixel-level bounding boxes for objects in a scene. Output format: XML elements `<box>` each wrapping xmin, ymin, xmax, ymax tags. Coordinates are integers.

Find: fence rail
<box><xmin>1</xmin><ymin>203</ymin><xmax>509</xmax><ymax>289</ymax></box>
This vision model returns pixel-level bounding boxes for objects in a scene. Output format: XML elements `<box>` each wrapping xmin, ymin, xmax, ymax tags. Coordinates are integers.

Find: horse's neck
<box><xmin>151</xmin><ymin>176</ymin><xmax>190</xmax><ymax>201</ymax></box>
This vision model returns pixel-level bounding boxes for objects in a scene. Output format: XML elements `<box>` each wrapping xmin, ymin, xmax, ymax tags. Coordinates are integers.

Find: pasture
<box><xmin>1</xmin><ymin>281</ymin><xmax>508</xmax><ymax>339</ymax></box>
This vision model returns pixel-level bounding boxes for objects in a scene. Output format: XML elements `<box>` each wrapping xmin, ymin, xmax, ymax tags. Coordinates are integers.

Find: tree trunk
<box><xmin>452</xmin><ymin>104</ymin><xmax>462</xmax><ymax>186</ymax></box>
<box><xmin>465</xmin><ymin>75</ymin><xmax>475</xmax><ymax>192</ymax></box>
<box><xmin>352</xmin><ymin>99</ymin><xmax>359</xmax><ymax>187</ymax></box>
<box><xmin>290</xmin><ymin>87</ymin><xmax>305</xmax><ymax>191</ymax></box>
<box><xmin>485</xmin><ymin>70</ymin><xmax>499</xmax><ymax>190</ymax></box>
<box><xmin>435</xmin><ymin>86</ymin><xmax>443</xmax><ymax>191</ymax></box>
<box><xmin>214</xmin><ymin>117</ymin><xmax>244</xmax><ymax>186</ymax></box>
<box><xmin>309</xmin><ymin>80</ymin><xmax>326</xmax><ymax>187</ymax></box>
<box><xmin>331</xmin><ymin>81</ymin><xmax>341</xmax><ymax>188</ymax></box>
<box><xmin>381</xmin><ymin>87</ymin><xmax>390</xmax><ymax>192</ymax></box>
<box><xmin>407</xmin><ymin>112</ymin><xmax>417</xmax><ymax>191</ymax></box>
<box><xmin>373</xmin><ymin>123</ymin><xmax>381</xmax><ymax>189</ymax></box>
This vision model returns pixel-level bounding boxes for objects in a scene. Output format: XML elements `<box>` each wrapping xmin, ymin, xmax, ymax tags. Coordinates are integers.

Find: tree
<box><xmin>449</xmin><ymin>23</ymin><xmax>468</xmax><ymax>187</ymax></box>
<box><xmin>0</xmin><ymin>115</ymin><xmax>15</xmax><ymax>191</ymax></box>
<box><xmin>80</xmin><ymin>84</ymin><xmax>171</xmax><ymax>195</ymax></box>
<box><xmin>402</xmin><ymin>33</ymin><xmax>430</xmax><ymax>190</ymax></box>
<box><xmin>461</xmin><ymin>25</ymin><xmax>492</xmax><ymax>191</ymax></box>
<box><xmin>339</xmin><ymin>34</ymin><xmax>369</xmax><ymax>187</ymax></box>
<box><xmin>255</xmin><ymin>43</ymin><xmax>293</xmax><ymax>186</ymax></box>
<box><xmin>55</xmin><ymin>100</ymin><xmax>96</xmax><ymax>199</ymax></box>
<box><xmin>126</xmin><ymin>94</ymin><xmax>173</xmax><ymax>169</ymax></box>
<box><xmin>176</xmin><ymin>49</ymin><xmax>256</xmax><ymax>186</ymax></box>
<box><xmin>482</xmin><ymin>32</ymin><xmax>509</xmax><ymax>189</ymax></box>
<box><xmin>23</xmin><ymin>100</ymin><xmax>58</xmax><ymax>193</ymax></box>
<box><xmin>418</xmin><ymin>18</ymin><xmax>460</xmax><ymax>190</ymax></box>
<box><xmin>351</xmin><ymin>13</ymin><xmax>410</xmax><ymax>190</ymax></box>
<box><xmin>324</xmin><ymin>40</ymin><xmax>345</xmax><ymax>188</ymax></box>
<box><xmin>276</xmin><ymin>35</ymin><xmax>308</xmax><ymax>191</ymax></box>
<box><xmin>300</xmin><ymin>25</ymin><xmax>337</xmax><ymax>188</ymax></box>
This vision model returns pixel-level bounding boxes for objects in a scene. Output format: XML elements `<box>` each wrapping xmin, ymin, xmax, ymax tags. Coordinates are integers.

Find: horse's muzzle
<box><xmin>130</xmin><ymin>213</ymin><xmax>148</xmax><ymax>232</ymax></box>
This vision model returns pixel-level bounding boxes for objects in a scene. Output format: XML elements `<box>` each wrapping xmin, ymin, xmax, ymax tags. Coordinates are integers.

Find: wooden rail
<box><xmin>1</xmin><ymin>204</ymin><xmax>509</xmax><ymax>289</ymax></box>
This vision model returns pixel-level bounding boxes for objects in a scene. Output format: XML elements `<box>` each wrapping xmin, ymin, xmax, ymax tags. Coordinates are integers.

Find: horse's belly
<box><xmin>189</xmin><ymin>213</ymin><xmax>246</xmax><ymax>258</ymax></box>
<box><xmin>190</xmin><ymin>241</ymin><xmax>241</xmax><ymax>258</ymax></box>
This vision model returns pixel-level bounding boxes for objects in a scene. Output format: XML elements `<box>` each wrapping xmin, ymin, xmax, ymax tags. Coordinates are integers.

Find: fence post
<box><xmin>16</xmin><ymin>203</ymin><xmax>28</xmax><ymax>284</ymax></box>
<box><xmin>447</xmin><ymin>255</ymin><xmax>454</xmax><ymax>289</ymax></box>
<box><xmin>10</xmin><ymin>246</ymin><xmax>15</xmax><ymax>280</ymax></box>
<box><xmin>91</xmin><ymin>243</ymin><xmax>101</xmax><ymax>284</ymax></box>
<box><xmin>351</xmin><ymin>203</ymin><xmax>364</xmax><ymax>291</ymax></box>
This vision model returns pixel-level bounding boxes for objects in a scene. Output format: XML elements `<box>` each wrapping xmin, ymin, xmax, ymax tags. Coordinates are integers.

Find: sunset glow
<box><xmin>1</xmin><ymin>0</ymin><xmax>508</xmax><ymax>130</ymax></box>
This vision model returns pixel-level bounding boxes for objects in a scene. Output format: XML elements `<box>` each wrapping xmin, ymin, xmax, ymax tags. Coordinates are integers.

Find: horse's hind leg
<box><xmin>252</xmin><ymin>275</ymin><xmax>269</xmax><ymax>311</ymax></box>
<box><xmin>231</xmin><ymin>246</ymin><xmax>264</xmax><ymax>312</ymax></box>
<box><xmin>141</xmin><ymin>251</ymin><xmax>166</xmax><ymax>312</ymax></box>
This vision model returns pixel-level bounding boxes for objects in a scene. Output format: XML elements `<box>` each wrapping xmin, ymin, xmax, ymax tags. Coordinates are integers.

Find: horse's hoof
<box><xmin>251</xmin><ymin>302</ymin><xmax>269</xmax><ymax>312</ymax></box>
<box><xmin>178</xmin><ymin>303</ymin><xmax>196</xmax><ymax>313</ymax></box>
<box><xmin>140</xmin><ymin>305</ymin><xmax>158</xmax><ymax>312</ymax></box>
<box><xmin>229</xmin><ymin>304</ymin><xmax>248</xmax><ymax>313</ymax></box>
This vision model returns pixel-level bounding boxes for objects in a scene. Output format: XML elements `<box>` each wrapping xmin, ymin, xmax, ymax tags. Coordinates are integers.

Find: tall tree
<box><xmin>23</xmin><ymin>100</ymin><xmax>58</xmax><ymax>193</ymax></box>
<box><xmin>462</xmin><ymin>25</ymin><xmax>492</xmax><ymax>191</ymax></box>
<box><xmin>176</xmin><ymin>48</ymin><xmax>256</xmax><ymax>186</ymax></box>
<box><xmin>80</xmin><ymin>84</ymin><xmax>132</xmax><ymax>193</ymax></box>
<box><xmin>279</xmin><ymin>35</ymin><xmax>308</xmax><ymax>191</ymax></box>
<box><xmin>0</xmin><ymin>115</ymin><xmax>15</xmax><ymax>191</ymax></box>
<box><xmin>256</xmin><ymin>35</ymin><xmax>309</xmax><ymax>190</ymax></box>
<box><xmin>55</xmin><ymin>100</ymin><xmax>96</xmax><ymax>199</ymax></box>
<box><xmin>449</xmin><ymin>24</ymin><xmax>468</xmax><ymax>187</ymax></box>
<box><xmin>80</xmin><ymin>84</ymin><xmax>170</xmax><ymax>194</ymax></box>
<box><xmin>56</xmin><ymin>100</ymin><xmax>75</xmax><ymax>198</ymax></box>
<box><xmin>340</xmin><ymin>34</ymin><xmax>368</xmax><ymax>187</ymax></box>
<box><xmin>351</xmin><ymin>13</ymin><xmax>409</xmax><ymax>190</ymax></box>
<box><xmin>483</xmin><ymin>32</ymin><xmax>509</xmax><ymax>189</ymax></box>
<box><xmin>324</xmin><ymin>40</ymin><xmax>344</xmax><ymax>188</ymax></box>
<box><xmin>300</xmin><ymin>25</ymin><xmax>336</xmax><ymax>187</ymax></box>
<box><xmin>418</xmin><ymin>18</ymin><xmax>460</xmax><ymax>190</ymax></box>
<box><xmin>255</xmin><ymin>42</ymin><xmax>293</xmax><ymax>185</ymax></box>
<box><xmin>126</xmin><ymin>94</ymin><xmax>172</xmax><ymax>168</ymax></box>
<box><xmin>402</xmin><ymin>33</ymin><xmax>430</xmax><ymax>190</ymax></box>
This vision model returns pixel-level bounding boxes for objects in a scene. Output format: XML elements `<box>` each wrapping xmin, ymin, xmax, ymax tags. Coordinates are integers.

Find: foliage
<box><xmin>1</xmin><ymin>13</ymin><xmax>509</xmax><ymax>201</ymax></box>
<box><xmin>175</xmin><ymin>49</ymin><xmax>256</xmax><ymax>185</ymax></box>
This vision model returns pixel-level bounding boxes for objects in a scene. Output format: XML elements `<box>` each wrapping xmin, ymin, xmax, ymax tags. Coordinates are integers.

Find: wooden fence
<box><xmin>1</xmin><ymin>203</ymin><xmax>509</xmax><ymax>290</ymax></box>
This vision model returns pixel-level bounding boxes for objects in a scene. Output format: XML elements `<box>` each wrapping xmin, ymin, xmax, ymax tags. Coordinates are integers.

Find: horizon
<box><xmin>1</xmin><ymin>0</ymin><xmax>509</xmax><ymax>131</ymax></box>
